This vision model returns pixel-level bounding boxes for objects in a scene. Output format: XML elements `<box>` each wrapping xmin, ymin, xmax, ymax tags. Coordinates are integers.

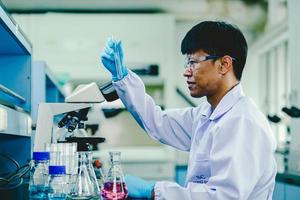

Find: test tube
<box><xmin>112</xmin><ymin>37</ymin><xmax>123</xmax><ymax>80</ymax></box>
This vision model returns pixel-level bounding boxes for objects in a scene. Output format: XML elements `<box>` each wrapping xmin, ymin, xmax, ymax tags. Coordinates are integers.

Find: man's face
<box><xmin>183</xmin><ymin>50</ymin><xmax>222</xmax><ymax>98</ymax></box>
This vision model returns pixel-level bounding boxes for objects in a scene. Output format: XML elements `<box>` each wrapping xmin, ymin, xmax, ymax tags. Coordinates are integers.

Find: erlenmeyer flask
<box><xmin>86</xmin><ymin>152</ymin><xmax>101</xmax><ymax>197</ymax></box>
<box><xmin>101</xmin><ymin>151</ymin><xmax>128</xmax><ymax>200</ymax></box>
<box><xmin>69</xmin><ymin>152</ymin><xmax>94</xmax><ymax>199</ymax></box>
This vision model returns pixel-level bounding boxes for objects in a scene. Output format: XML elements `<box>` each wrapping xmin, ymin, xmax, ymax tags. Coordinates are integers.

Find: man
<box><xmin>100</xmin><ymin>21</ymin><xmax>277</xmax><ymax>199</ymax></box>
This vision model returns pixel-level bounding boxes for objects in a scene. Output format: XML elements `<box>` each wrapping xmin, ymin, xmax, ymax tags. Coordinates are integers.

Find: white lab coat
<box><xmin>113</xmin><ymin>70</ymin><xmax>277</xmax><ymax>200</ymax></box>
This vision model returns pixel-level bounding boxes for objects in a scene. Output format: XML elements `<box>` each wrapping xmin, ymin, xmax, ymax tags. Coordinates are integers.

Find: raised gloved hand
<box><xmin>100</xmin><ymin>37</ymin><xmax>128</xmax><ymax>81</ymax></box>
<box><xmin>125</xmin><ymin>174</ymin><xmax>155</xmax><ymax>199</ymax></box>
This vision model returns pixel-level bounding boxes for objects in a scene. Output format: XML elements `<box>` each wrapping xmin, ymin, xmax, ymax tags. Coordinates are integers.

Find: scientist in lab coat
<box><xmin>100</xmin><ymin>21</ymin><xmax>277</xmax><ymax>200</ymax></box>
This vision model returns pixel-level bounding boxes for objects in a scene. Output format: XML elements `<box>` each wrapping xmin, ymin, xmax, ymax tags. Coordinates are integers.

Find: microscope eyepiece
<box><xmin>68</xmin><ymin>126</ymin><xmax>76</xmax><ymax>132</ymax></box>
<box><xmin>67</xmin><ymin>116</ymin><xmax>80</xmax><ymax>133</ymax></box>
<box><xmin>57</xmin><ymin>108</ymin><xmax>90</xmax><ymax>133</ymax></box>
<box><xmin>58</xmin><ymin>111</ymin><xmax>76</xmax><ymax>128</ymax></box>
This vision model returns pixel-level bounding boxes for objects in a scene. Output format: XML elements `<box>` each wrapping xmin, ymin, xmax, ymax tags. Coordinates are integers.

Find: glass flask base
<box><xmin>67</xmin><ymin>195</ymin><xmax>94</xmax><ymax>200</ymax></box>
<box><xmin>101</xmin><ymin>182</ymin><xmax>128</xmax><ymax>200</ymax></box>
<box><xmin>48</xmin><ymin>193</ymin><xmax>67</xmax><ymax>200</ymax></box>
<box><xmin>29</xmin><ymin>185</ymin><xmax>49</xmax><ymax>199</ymax></box>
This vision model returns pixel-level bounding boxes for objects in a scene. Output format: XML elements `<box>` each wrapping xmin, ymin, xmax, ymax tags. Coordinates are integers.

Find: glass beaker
<box><xmin>69</xmin><ymin>152</ymin><xmax>95</xmax><ymax>199</ymax></box>
<box><xmin>45</xmin><ymin>143</ymin><xmax>78</xmax><ymax>194</ymax></box>
<box><xmin>101</xmin><ymin>151</ymin><xmax>128</xmax><ymax>200</ymax></box>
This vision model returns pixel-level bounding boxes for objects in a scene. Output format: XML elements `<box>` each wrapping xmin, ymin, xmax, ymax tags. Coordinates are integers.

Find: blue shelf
<box><xmin>0</xmin><ymin>5</ymin><xmax>31</xmax><ymax>54</ymax></box>
<box><xmin>31</xmin><ymin>61</ymin><xmax>65</xmax><ymax>124</ymax></box>
<box><xmin>0</xmin><ymin>56</ymin><xmax>31</xmax><ymax>112</ymax></box>
<box><xmin>45</xmin><ymin>70</ymin><xmax>65</xmax><ymax>103</ymax></box>
<box><xmin>0</xmin><ymin>4</ymin><xmax>32</xmax><ymax>195</ymax></box>
<box><xmin>0</xmin><ymin>4</ymin><xmax>32</xmax><ymax>112</ymax></box>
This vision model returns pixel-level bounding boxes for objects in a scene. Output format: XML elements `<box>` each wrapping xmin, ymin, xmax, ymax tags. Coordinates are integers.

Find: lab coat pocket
<box><xmin>190</xmin><ymin>153</ymin><xmax>211</xmax><ymax>184</ymax></box>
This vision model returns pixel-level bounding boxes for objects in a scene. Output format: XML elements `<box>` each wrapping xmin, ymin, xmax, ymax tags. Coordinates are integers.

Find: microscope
<box><xmin>34</xmin><ymin>81</ymin><xmax>118</xmax><ymax>152</ymax></box>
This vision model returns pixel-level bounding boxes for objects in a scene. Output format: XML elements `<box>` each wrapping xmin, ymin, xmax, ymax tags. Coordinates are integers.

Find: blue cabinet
<box><xmin>285</xmin><ymin>184</ymin><xmax>300</xmax><ymax>200</ymax></box>
<box><xmin>0</xmin><ymin>5</ymin><xmax>31</xmax><ymax>112</ymax></box>
<box><xmin>273</xmin><ymin>181</ymin><xmax>300</xmax><ymax>200</ymax></box>
<box><xmin>273</xmin><ymin>182</ymin><xmax>285</xmax><ymax>200</ymax></box>
<box><xmin>0</xmin><ymin>3</ymin><xmax>32</xmax><ymax>198</ymax></box>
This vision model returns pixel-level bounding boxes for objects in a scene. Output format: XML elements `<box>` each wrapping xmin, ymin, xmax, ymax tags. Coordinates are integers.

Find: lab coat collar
<box><xmin>199</xmin><ymin>101</ymin><xmax>213</xmax><ymax>119</ymax></box>
<box><xmin>208</xmin><ymin>83</ymin><xmax>244</xmax><ymax>121</ymax></box>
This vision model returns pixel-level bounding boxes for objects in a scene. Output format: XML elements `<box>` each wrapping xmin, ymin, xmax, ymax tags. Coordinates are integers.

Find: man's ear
<box><xmin>218</xmin><ymin>55</ymin><xmax>233</xmax><ymax>75</ymax></box>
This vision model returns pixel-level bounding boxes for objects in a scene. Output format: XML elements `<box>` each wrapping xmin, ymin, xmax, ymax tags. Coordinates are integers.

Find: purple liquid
<box><xmin>101</xmin><ymin>182</ymin><xmax>128</xmax><ymax>200</ymax></box>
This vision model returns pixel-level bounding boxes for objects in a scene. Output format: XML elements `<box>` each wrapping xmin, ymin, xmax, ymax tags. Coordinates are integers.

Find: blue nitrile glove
<box><xmin>125</xmin><ymin>174</ymin><xmax>155</xmax><ymax>199</ymax></box>
<box><xmin>100</xmin><ymin>37</ymin><xmax>128</xmax><ymax>81</ymax></box>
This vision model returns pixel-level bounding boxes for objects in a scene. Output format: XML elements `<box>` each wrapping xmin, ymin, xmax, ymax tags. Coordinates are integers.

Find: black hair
<box><xmin>181</xmin><ymin>21</ymin><xmax>248</xmax><ymax>80</ymax></box>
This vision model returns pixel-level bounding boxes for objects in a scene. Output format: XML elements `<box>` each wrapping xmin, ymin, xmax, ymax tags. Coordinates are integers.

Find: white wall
<box><xmin>14</xmin><ymin>13</ymin><xmax>264</xmax><ymax>109</ymax></box>
<box><xmin>288</xmin><ymin>0</ymin><xmax>300</xmax><ymax>157</ymax></box>
<box><xmin>13</xmin><ymin>13</ymin><xmax>179</xmax><ymax>108</ymax></box>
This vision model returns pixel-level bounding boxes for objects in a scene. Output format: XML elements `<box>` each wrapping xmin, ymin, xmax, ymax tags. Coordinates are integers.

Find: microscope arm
<box><xmin>34</xmin><ymin>103</ymin><xmax>92</xmax><ymax>151</ymax></box>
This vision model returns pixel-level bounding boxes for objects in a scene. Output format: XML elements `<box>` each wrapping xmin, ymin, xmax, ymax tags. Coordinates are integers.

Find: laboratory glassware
<box><xmin>101</xmin><ymin>151</ymin><xmax>128</xmax><ymax>200</ymax></box>
<box><xmin>112</xmin><ymin>37</ymin><xmax>123</xmax><ymax>80</ymax></box>
<box><xmin>45</xmin><ymin>143</ymin><xmax>78</xmax><ymax>194</ymax></box>
<box><xmin>48</xmin><ymin>165</ymin><xmax>67</xmax><ymax>200</ymax></box>
<box><xmin>29</xmin><ymin>152</ymin><xmax>50</xmax><ymax>199</ymax></box>
<box><xmin>87</xmin><ymin>152</ymin><xmax>101</xmax><ymax>197</ymax></box>
<box><xmin>69</xmin><ymin>152</ymin><xmax>95</xmax><ymax>199</ymax></box>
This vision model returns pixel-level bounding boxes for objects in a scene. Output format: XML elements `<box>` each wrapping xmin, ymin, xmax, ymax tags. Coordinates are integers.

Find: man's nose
<box><xmin>183</xmin><ymin>68</ymin><xmax>192</xmax><ymax>77</ymax></box>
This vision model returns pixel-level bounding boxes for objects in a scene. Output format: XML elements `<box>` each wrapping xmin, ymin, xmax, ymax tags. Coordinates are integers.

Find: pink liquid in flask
<box><xmin>101</xmin><ymin>182</ymin><xmax>128</xmax><ymax>200</ymax></box>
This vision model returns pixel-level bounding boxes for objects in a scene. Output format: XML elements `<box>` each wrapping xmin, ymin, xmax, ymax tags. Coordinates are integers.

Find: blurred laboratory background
<box><xmin>0</xmin><ymin>0</ymin><xmax>299</xmax><ymax>199</ymax></box>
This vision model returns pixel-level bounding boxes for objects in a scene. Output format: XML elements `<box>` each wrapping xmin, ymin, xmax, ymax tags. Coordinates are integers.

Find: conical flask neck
<box><xmin>109</xmin><ymin>151</ymin><xmax>121</xmax><ymax>165</ymax></box>
<box><xmin>87</xmin><ymin>152</ymin><xmax>93</xmax><ymax>165</ymax></box>
<box><xmin>107</xmin><ymin>151</ymin><xmax>124</xmax><ymax>180</ymax></box>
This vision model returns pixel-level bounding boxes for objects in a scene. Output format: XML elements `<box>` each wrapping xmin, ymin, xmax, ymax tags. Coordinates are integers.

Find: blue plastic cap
<box><xmin>33</xmin><ymin>152</ymin><xmax>50</xmax><ymax>161</ymax></box>
<box><xmin>49</xmin><ymin>166</ymin><xmax>66</xmax><ymax>175</ymax></box>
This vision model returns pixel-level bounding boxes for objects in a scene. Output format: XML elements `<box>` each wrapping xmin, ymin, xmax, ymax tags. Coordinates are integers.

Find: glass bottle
<box><xmin>48</xmin><ymin>166</ymin><xmax>67</xmax><ymax>200</ymax></box>
<box><xmin>101</xmin><ymin>151</ymin><xmax>128</xmax><ymax>200</ymax></box>
<box><xmin>29</xmin><ymin>152</ymin><xmax>50</xmax><ymax>199</ymax></box>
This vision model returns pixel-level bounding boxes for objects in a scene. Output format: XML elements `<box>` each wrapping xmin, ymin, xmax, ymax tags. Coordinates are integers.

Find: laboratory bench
<box><xmin>276</xmin><ymin>172</ymin><xmax>300</xmax><ymax>186</ymax></box>
<box><xmin>3</xmin><ymin>152</ymin><xmax>300</xmax><ymax>200</ymax></box>
<box><xmin>275</xmin><ymin>151</ymin><xmax>300</xmax><ymax>186</ymax></box>
<box><xmin>274</xmin><ymin>173</ymin><xmax>300</xmax><ymax>200</ymax></box>
<box><xmin>273</xmin><ymin>152</ymin><xmax>300</xmax><ymax>200</ymax></box>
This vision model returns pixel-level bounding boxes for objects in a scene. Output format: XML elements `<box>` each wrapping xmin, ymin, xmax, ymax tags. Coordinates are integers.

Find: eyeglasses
<box><xmin>184</xmin><ymin>55</ymin><xmax>236</xmax><ymax>71</ymax></box>
<box><xmin>184</xmin><ymin>55</ymin><xmax>220</xmax><ymax>70</ymax></box>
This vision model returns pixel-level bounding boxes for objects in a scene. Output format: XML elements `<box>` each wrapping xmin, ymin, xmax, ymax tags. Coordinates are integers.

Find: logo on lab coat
<box><xmin>191</xmin><ymin>174</ymin><xmax>209</xmax><ymax>184</ymax></box>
